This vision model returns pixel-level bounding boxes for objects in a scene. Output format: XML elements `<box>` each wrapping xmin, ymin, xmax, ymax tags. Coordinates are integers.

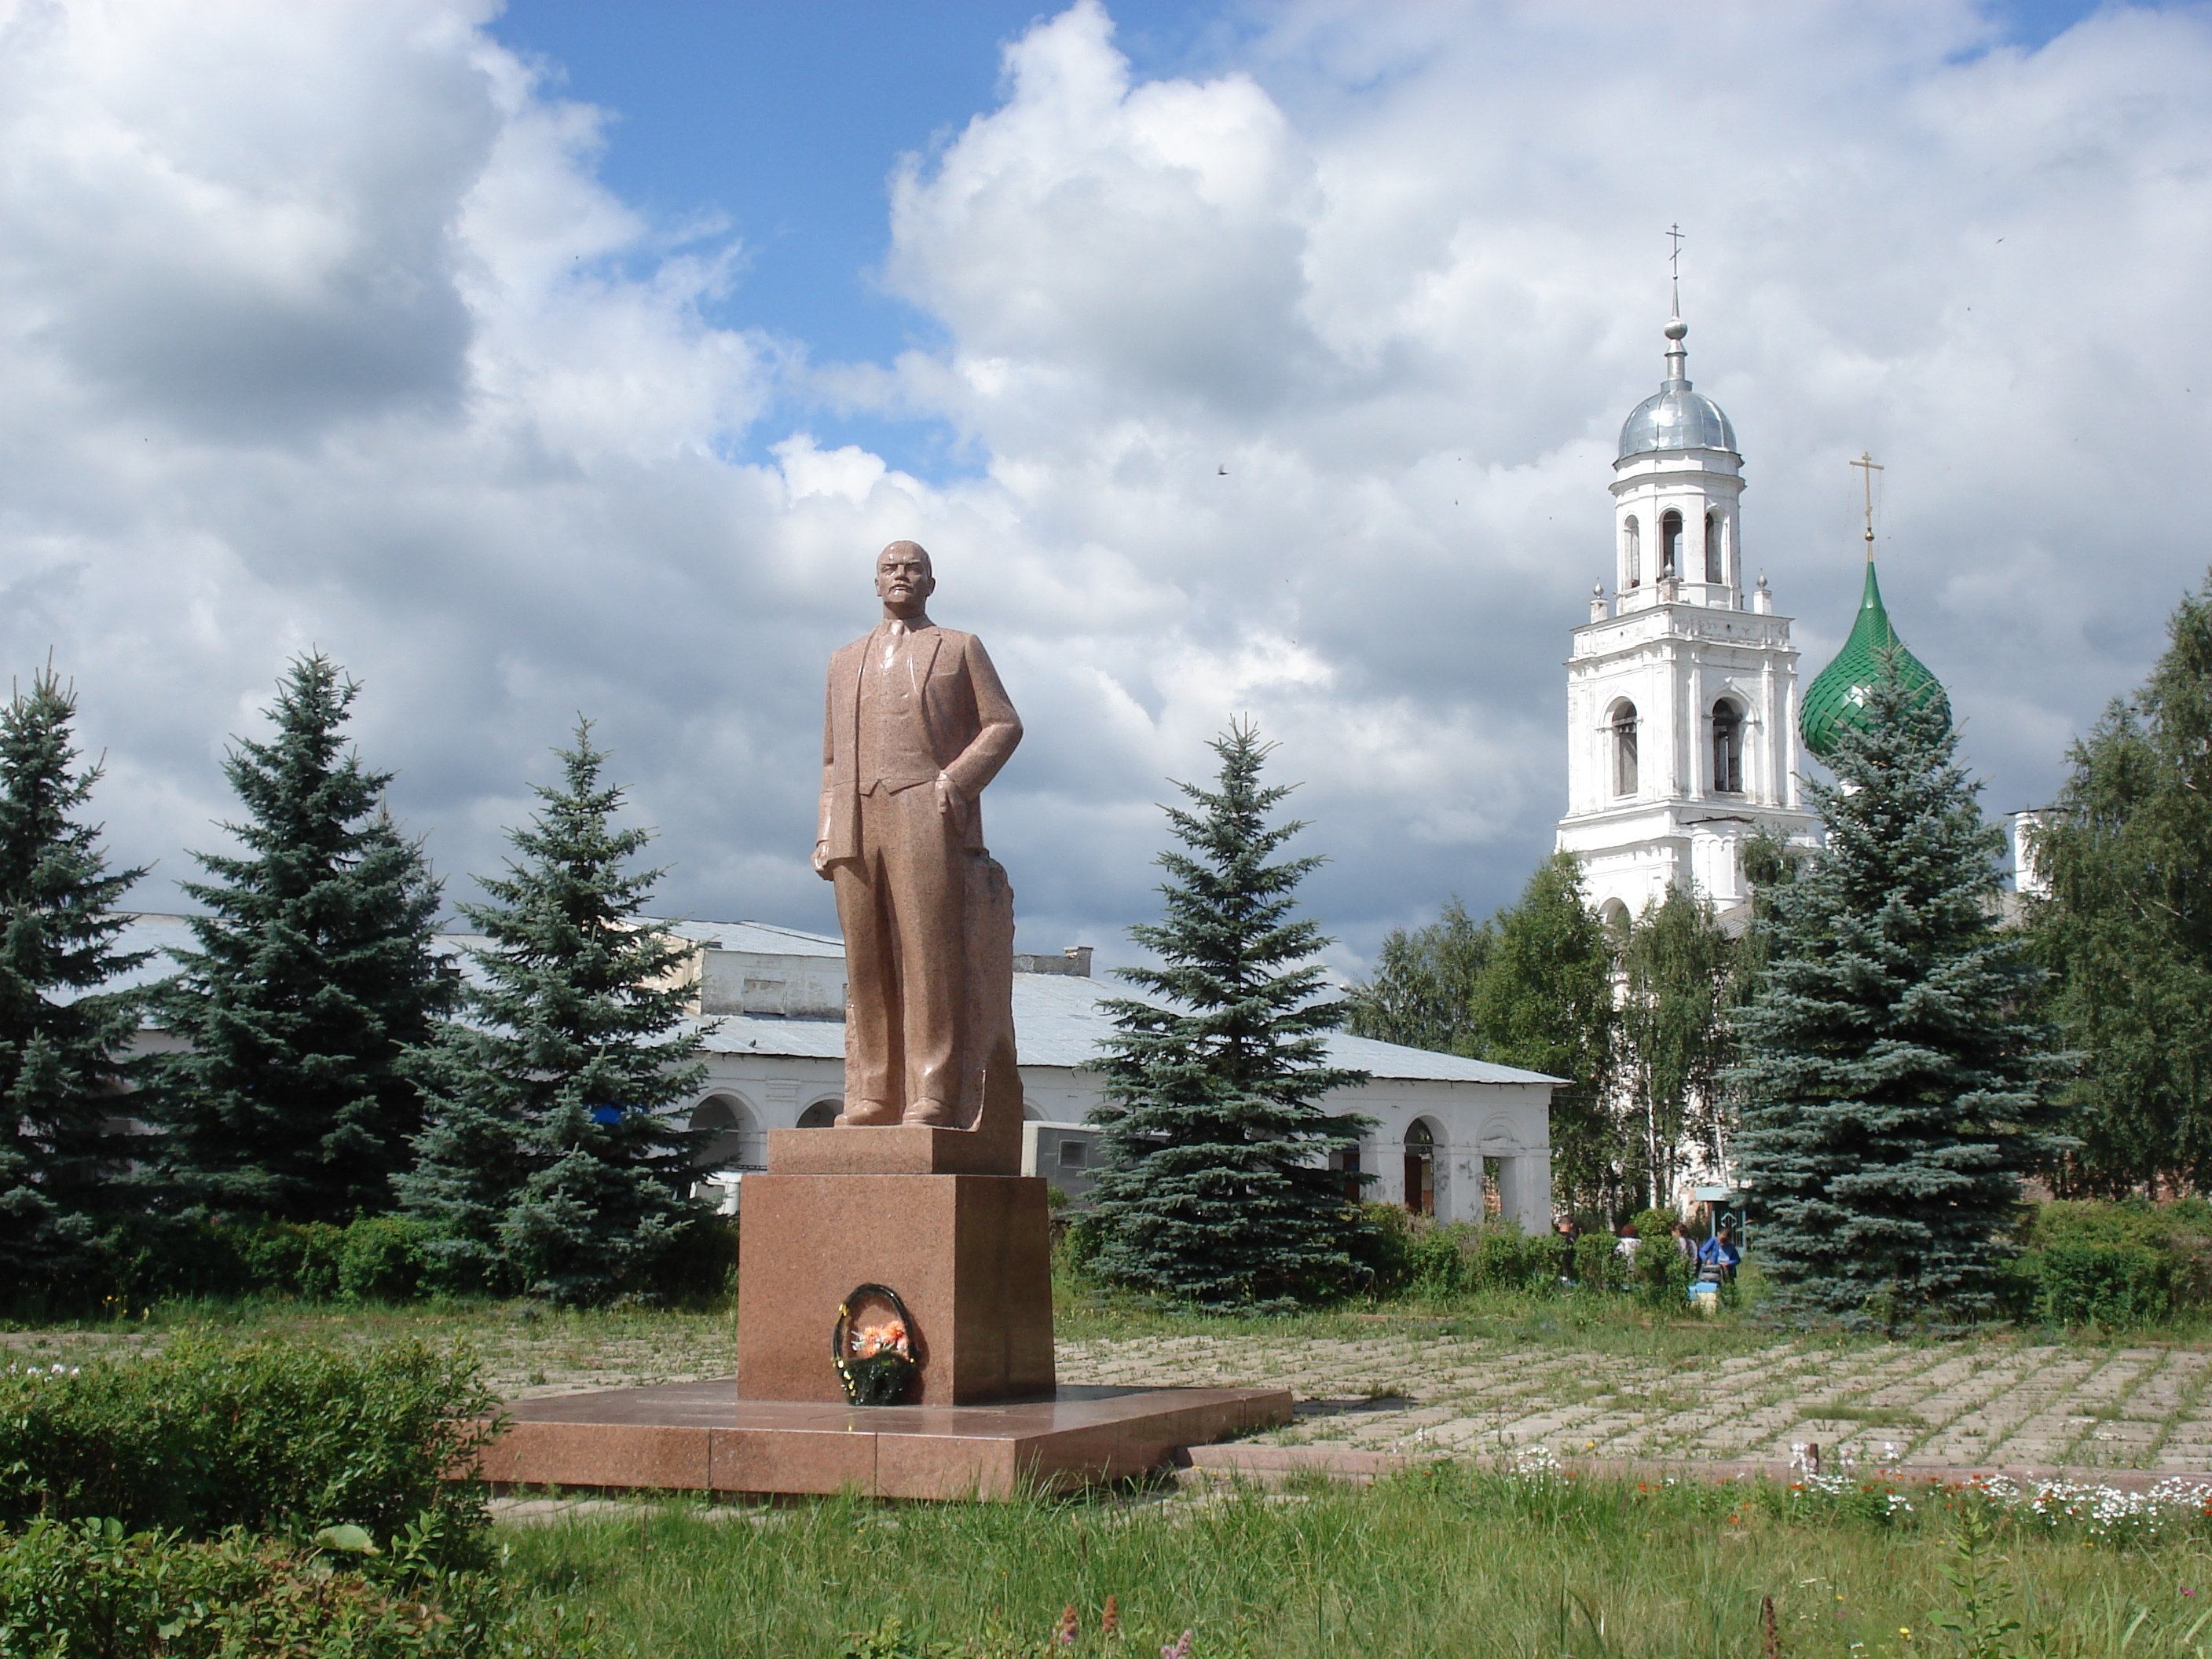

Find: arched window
<box><xmin>1661</xmin><ymin>510</ymin><xmax>1683</xmax><ymax>574</ymax></box>
<box><xmin>797</xmin><ymin>1100</ymin><xmax>840</xmax><ymax>1130</ymax></box>
<box><xmin>1403</xmin><ymin>1119</ymin><xmax>1435</xmax><ymax>1217</ymax></box>
<box><xmin>1712</xmin><ymin>698</ymin><xmax>1744</xmax><ymax>793</ymax></box>
<box><xmin>1705</xmin><ymin>512</ymin><xmax>1723</xmax><ymax>584</ymax></box>
<box><xmin>1610</xmin><ymin>700</ymin><xmax>1639</xmax><ymax>797</ymax></box>
<box><xmin>1623</xmin><ymin>516</ymin><xmax>1641</xmax><ymax>588</ymax></box>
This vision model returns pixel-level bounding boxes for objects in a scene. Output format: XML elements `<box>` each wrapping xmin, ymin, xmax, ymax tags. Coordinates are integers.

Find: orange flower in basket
<box><xmin>851</xmin><ymin>1318</ymin><xmax>910</xmax><ymax>1359</ymax></box>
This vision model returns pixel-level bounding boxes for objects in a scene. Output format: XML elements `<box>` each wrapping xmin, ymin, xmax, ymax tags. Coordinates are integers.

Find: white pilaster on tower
<box><xmin>1557</xmin><ymin>309</ymin><xmax>1818</xmax><ymax>928</ymax></box>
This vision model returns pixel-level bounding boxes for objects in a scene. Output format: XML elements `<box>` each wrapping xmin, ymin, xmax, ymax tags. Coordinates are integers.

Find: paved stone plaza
<box><xmin>16</xmin><ymin>1321</ymin><xmax>2212</xmax><ymax>1473</ymax></box>
<box><xmin>1056</xmin><ymin>1331</ymin><xmax>2212</xmax><ymax>1473</ymax></box>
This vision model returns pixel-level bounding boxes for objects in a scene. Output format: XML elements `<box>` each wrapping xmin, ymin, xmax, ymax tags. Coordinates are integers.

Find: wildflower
<box><xmin>2185</xmin><ymin>1589</ymin><xmax>2198</xmax><ymax>1599</ymax></box>
<box><xmin>1161</xmin><ymin>1633</ymin><xmax>1194</xmax><ymax>1659</ymax></box>
<box><xmin>1057</xmin><ymin>1605</ymin><xmax>1079</xmax><ymax>1646</ymax></box>
<box><xmin>1103</xmin><ymin>1595</ymin><xmax>1120</xmax><ymax>1634</ymax></box>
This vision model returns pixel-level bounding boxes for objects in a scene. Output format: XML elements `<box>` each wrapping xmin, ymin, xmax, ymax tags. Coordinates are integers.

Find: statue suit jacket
<box><xmin>818</xmin><ymin>624</ymin><xmax>1022</xmax><ymax>863</ymax></box>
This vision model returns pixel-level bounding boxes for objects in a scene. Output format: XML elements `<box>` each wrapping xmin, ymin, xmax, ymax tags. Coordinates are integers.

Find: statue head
<box><xmin>875</xmin><ymin>540</ymin><xmax>935</xmax><ymax>620</ymax></box>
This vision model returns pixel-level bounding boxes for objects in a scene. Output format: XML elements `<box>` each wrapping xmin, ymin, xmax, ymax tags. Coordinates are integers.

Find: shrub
<box><xmin>1057</xmin><ymin>1212</ymin><xmax>1108</xmax><ymax>1284</ymax></box>
<box><xmin>1404</xmin><ymin>1218</ymin><xmax>1470</xmax><ymax>1295</ymax></box>
<box><xmin>12</xmin><ymin>1214</ymin><xmax>451</xmax><ymax>1313</ymax></box>
<box><xmin>1460</xmin><ymin>1223</ymin><xmax>1551</xmax><ymax>1293</ymax></box>
<box><xmin>1629</xmin><ymin>1236</ymin><xmax>1695</xmax><ymax>1309</ymax></box>
<box><xmin>2001</xmin><ymin>1199</ymin><xmax>2212</xmax><ymax>1328</ymax></box>
<box><xmin>1347</xmin><ymin>1212</ymin><xmax>1557</xmax><ymax>1300</ymax></box>
<box><xmin>0</xmin><ymin>1514</ymin><xmax>589</xmax><ymax>1657</ymax></box>
<box><xmin>1572</xmin><ymin>1231</ymin><xmax>1624</xmax><ymax>1291</ymax></box>
<box><xmin>1340</xmin><ymin>1202</ymin><xmax>1419</xmax><ymax>1295</ymax></box>
<box><xmin>2030</xmin><ymin>1243</ymin><xmax>2171</xmax><ymax>1326</ymax></box>
<box><xmin>339</xmin><ymin>1215</ymin><xmax>451</xmax><ymax>1302</ymax></box>
<box><xmin>643</xmin><ymin>1213</ymin><xmax>742</xmax><ymax>1306</ymax></box>
<box><xmin>0</xmin><ymin>1335</ymin><xmax>498</xmax><ymax>1559</ymax></box>
<box><xmin>238</xmin><ymin>1219</ymin><xmax>347</xmax><ymax>1299</ymax></box>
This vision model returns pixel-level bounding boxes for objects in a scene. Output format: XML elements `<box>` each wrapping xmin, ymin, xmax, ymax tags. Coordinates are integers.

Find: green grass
<box><xmin>499</xmin><ymin>1465</ymin><xmax>2212</xmax><ymax>1657</ymax></box>
<box><xmin>7</xmin><ymin>1276</ymin><xmax>1801</xmax><ymax>1368</ymax></box>
<box><xmin>0</xmin><ymin>1296</ymin><xmax>741</xmax><ymax>1401</ymax></box>
<box><xmin>1051</xmin><ymin>1262</ymin><xmax>1825</xmax><ymax>1361</ymax></box>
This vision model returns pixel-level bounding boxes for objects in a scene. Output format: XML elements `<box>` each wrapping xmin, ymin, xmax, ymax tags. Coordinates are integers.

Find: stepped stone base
<box><xmin>480</xmin><ymin>1380</ymin><xmax>1291</xmax><ymax>1500</ymax></box>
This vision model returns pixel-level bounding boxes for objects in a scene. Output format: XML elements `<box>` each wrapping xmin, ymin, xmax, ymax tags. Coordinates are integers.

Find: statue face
<box><xmin>874</xmin><ymin>542</ymin><xmax>935</xmax><ymax>616</ymax></box>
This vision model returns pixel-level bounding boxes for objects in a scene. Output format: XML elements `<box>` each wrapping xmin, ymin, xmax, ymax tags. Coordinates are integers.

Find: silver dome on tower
<box><xmin>1617</xmin><ymin>314</ymin><xmax>1737</xmax><ymax>460</ymax></box>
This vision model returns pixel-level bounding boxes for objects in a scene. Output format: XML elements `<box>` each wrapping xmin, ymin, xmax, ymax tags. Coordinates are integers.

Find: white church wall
<box><xmin>682</xmin><ymin>1024</ymin><xmax>1557</xmax><ymax>1235</ymax></box>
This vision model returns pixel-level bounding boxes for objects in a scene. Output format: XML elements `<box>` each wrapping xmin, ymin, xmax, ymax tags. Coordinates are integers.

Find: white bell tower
<box><xmin>1556</xmin><ymin>307</ymin><xmax>1818</xmax><ymax>926</ymax></box>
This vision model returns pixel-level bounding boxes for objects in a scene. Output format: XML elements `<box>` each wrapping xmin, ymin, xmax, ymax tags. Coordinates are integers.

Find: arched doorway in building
<box><xmin>1403</xmin><ymin>1120</ymin><xmax>1437</xmax><ymax>1217</ymax></box>
<box><xmin>797</xmin><ymin>1099</ymin><xmax>840</xmax><ymax>1130</ymax></box>
<box><xmin>689</xmin><ymin>1093</ymin><xmax>762</xmax><ymax>1171</ymax></box>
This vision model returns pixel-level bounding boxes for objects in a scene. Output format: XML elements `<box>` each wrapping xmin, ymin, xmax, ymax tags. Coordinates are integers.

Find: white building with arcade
<box><xmin>97</xmin><ymin>913</ymin><xmax>1561</xmax><ymax>1235</ymax></box>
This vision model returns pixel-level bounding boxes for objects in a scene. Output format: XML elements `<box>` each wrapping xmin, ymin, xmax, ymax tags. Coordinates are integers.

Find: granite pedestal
<box><xmin>467</xmin><ymin>1077</ymin><xmax>1292</xmax><ymax>1500</ymax></box>
<box><xmin>736</xmin><ymin>1166</ymin><xmax>1053</xmax><ymax>1405</ymax></box>
<box><xmin>481</xmin><ymin>1379</ymin><xmax>1293</xmax><ymax>1500</ymax></box>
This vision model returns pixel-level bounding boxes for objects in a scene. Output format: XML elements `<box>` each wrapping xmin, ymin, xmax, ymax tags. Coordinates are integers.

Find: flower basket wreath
<box><xmin>833</xmin><ymin>1284</ymin><xmax>918</xmax><ymax>1406</ymax></box>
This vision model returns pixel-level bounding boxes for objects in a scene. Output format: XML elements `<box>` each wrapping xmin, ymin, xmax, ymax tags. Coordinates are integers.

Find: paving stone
<box><xmin>1054</xmin><ymin>1330</ymin><xmax>2212</xmax><ymax>1471</ymax></box>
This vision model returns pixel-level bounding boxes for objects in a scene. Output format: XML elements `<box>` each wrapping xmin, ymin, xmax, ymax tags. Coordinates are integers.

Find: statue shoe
<box><xmin>834</xmin><ymin>1099</ymin><xmax>900</xmax><ymax>1126</ymax></box>
<box><xmin>901</xmin><ymin>1097</ymin><xmax>954</xmax><ymax>1126</ymax></box>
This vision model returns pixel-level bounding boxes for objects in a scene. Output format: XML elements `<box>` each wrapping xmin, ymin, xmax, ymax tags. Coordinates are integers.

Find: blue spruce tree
<box><xmin>398</xmin><ymin>723</ymin><xmax>706</xmax><ymax>1304</ymax></box>
<box><xmin>1732</xmin><ymin>653</ymin><xmax>2063</xmax><ymax>1327</ymax></box>
<box><xmin>153</xmin><ymin>655</ymin><xmax>445</xmax><ymax>1222</ymax></box>
<box><xmin>1087</xmin><ymin>723</ymin><xmax>1370</xmax><ymax>1312</ymax></box>
<box><xmin>0</xmin><ymin>668</ymin><xmax>150</xmax><ymax>1292</ymax></box>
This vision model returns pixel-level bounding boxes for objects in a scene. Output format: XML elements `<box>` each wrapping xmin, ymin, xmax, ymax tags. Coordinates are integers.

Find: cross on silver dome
<box><xmin>1617</xmin><ymin>238</ymin><xmax>1738</xmax><ymax>460</ymax></box>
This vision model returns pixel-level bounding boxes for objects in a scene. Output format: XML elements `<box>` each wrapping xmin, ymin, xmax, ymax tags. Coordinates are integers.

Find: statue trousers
<box><xmin>831</xmin><ymin>782</ymin><xmax>967</xmax><ymax>1111</ymax></box>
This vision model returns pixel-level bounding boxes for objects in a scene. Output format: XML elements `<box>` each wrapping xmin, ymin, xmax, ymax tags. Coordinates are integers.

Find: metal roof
<box><xmin>95</xmin><ymin>914</ymin><xmax>1559</xmax><ymax>1087</ymax></box>
<box><xmin>1617</xmin><ymin>317</ymin><xmax>1737</xmax><ymax>460</ymax></box>
<box><xmin>1618</xmin><ymin>383</ymin><xmax>1737</xmax><ymax>459</ymax></box>
<box><xmin>694</xmin><ymin>972</ymin><xmax>1557</xmax><ymax>1083</ymax></box>
<box><xmin>652</xmin><ymin>918</ymin><xmax>842</xmax><ymax>954</ymax></box>
<box><xmin>1800</xmin><ymin>558</ymin><xmax>1949</xmax><ymax>760</ymax></box>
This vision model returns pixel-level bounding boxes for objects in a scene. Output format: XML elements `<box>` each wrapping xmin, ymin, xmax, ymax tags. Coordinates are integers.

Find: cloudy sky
<box><xmin>1</xmin><ymin>0</ymin><xmax>2204</xmax><ymax>978</ymax></box>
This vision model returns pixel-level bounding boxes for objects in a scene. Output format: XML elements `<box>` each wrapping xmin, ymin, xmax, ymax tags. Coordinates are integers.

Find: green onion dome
<box><xmin>1800</xmin><ymin>559</ymin><xmax>1949</xmax><ymax>760</ymax></box>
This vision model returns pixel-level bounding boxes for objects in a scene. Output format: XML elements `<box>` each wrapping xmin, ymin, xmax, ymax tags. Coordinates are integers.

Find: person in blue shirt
<box><xmin>1697</xmin><ymin>1225</ymin><xmax>1741</xmax><ymax>1283</ymax></box>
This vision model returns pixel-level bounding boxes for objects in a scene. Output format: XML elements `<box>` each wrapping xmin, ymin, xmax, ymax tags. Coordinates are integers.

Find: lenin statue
<box><xmin>814</xmin><ymin>541</ymin><xmax>1022</xmax><ymax>1128</ymax></box>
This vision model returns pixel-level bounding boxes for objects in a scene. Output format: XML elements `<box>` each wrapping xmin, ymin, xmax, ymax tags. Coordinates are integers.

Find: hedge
<box><xmin>2001</xmin><ymin>1199</ymin><xmax>2212</xmax><ymax>1328</ymax></box>
<box><xmin>0</xmin><ymin>1335</ymin><xmax>497</xmax><ymax>1558</ymax></box>
<box><xmin>8</xmin><ymin>1210</ymin><xmax>741</xmax><ymax>1316</ymax></box>
<box><xmin>0</xmin><ymin>1514</ymin><xmax>589</xmax><ymax>1658</ymax></box>
<box><xmin>1347</xmin><ymin>1207</ymin><xmax>1558</xmax><ymax>1299</ymax></box>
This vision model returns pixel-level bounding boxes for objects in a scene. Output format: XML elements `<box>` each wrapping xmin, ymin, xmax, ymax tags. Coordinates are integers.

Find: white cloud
<box><xmin>0</xmin><ymin>0</ymin><xmax>2205</xmax><ymax>980</ymax></box>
